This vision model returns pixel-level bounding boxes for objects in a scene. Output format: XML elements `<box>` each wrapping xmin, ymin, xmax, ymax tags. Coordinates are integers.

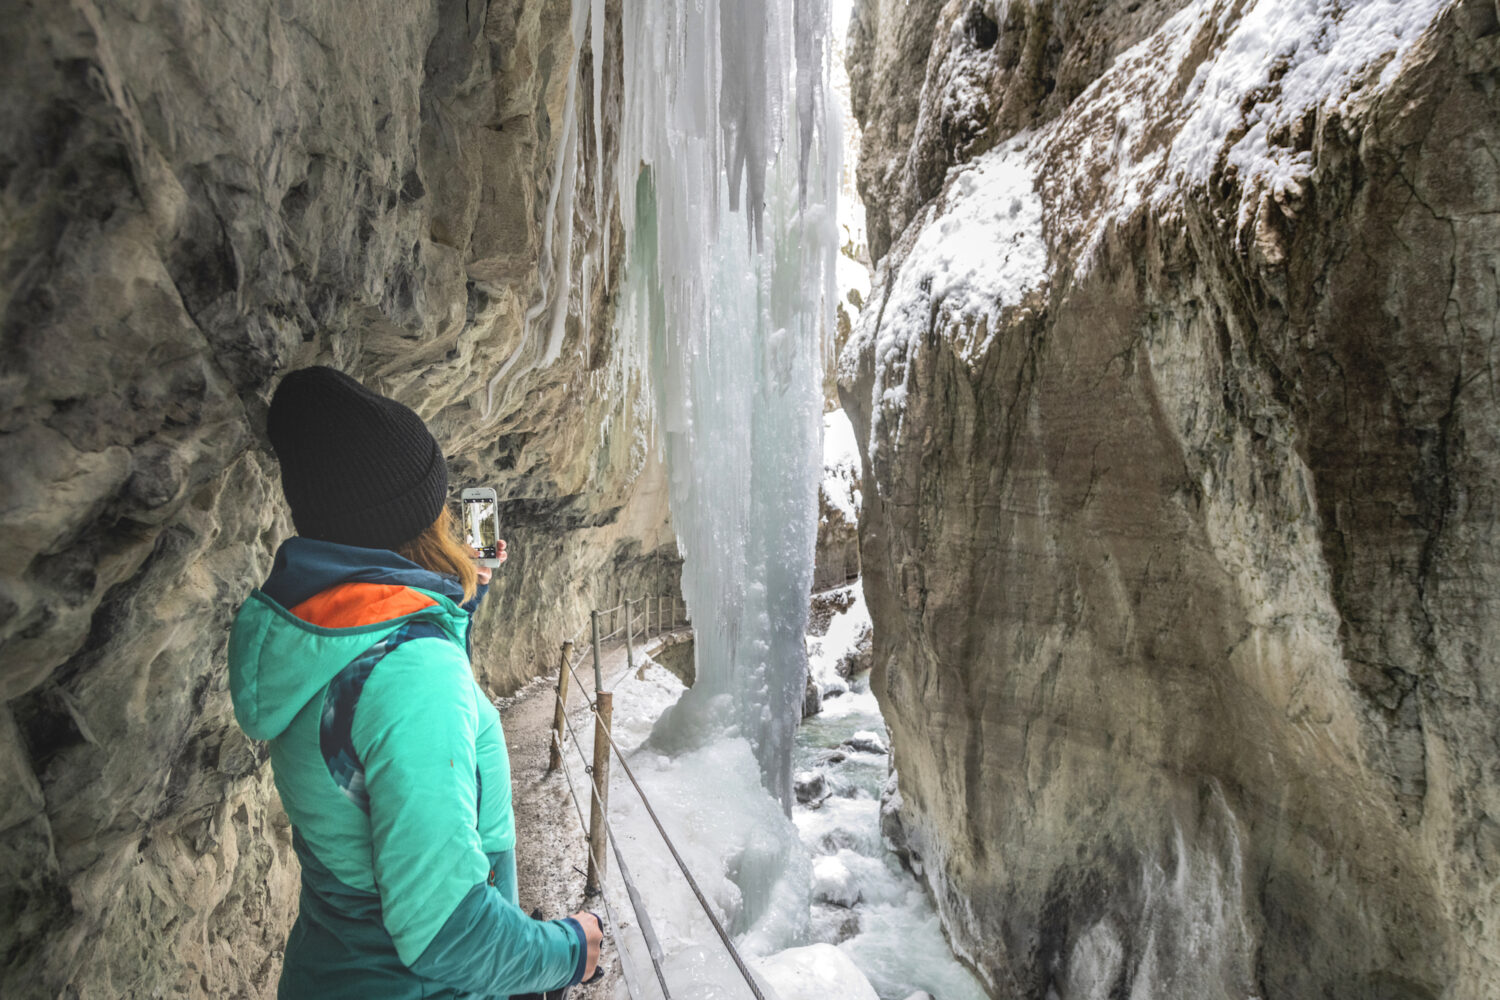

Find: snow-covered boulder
<box><xmin>752</xmin><ymin>943</ymin><xmax>881</xmax><ymax>1000</ymax></box>
<box><xmin>841</xmin><ymin>730</ymin><xmax>888</xmax><ymax>756</ymax></box>
<box><xmin>811</xmin><ymin>855</ymin><xmax>863</xmax><ymax>908</ymax></box>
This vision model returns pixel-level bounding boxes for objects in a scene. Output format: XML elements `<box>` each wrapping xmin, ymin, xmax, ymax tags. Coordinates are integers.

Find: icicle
<box><xmin>540</xmin><ymin>106</ymin><xmax>582</xmax><ymax>369</ymax></box>
<box><xmin>482</xmin><ymin>0</ymin><xmax>591</xmax><ymax>420</ymax></box>
<box><xmin>618</xmin><ymin>0</ymin><xmax>839</xmax><ymax>813</ymax></box>
<box><xmin>794</xmin><ymin>0</ymin><xmax>829</xmax><ymax>207</ymax></box>
<box><xmin>591</xmin><ymin>0</ymin><xmax>608</xmax><ymax>291</ymax></box>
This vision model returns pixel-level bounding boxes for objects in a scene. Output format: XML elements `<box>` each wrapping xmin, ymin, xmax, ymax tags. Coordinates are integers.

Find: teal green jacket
<box><xmin>228</xmin><ymin>538</ymin><xmax>586</xmax><ymax>999</ymax></box>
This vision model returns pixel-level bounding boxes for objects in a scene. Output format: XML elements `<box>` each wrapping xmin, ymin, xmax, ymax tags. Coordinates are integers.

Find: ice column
<box><xmin>618</xmin><ymin>0</ymin><xmax>839</xmax><ymax>811</ymax></box>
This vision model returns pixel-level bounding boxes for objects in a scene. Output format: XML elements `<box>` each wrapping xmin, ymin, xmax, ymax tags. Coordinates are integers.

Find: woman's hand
<box><xmin>467</xmin><ymin>540</ymin><xmax>507</xmax><ymax>585</ymax></box>
<box><xmin>569</xmin><ymin>910</ymin><xmax>603</xmax><ymax>980</ymax></box>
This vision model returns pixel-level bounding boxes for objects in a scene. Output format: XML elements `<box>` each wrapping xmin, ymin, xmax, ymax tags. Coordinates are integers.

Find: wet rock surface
<box><xmin>803</xmin><ymin>672</ymin><xmax>824</xmax><ymax>719</ymax></box>
<box><xmin>0</xmin><ymin>1</ymin><xmax>676</xmax><ymax>996</ymax></box>
<box><xmin>810</xmin><ymin>903</ymin><xmax>863</xmax><ymax>946</ymax></box>
<box><xmin>794</xmin><ymin>769</ymin><xmax>831</xmax><ymax>807</ymax></box>
<box><xmin>648</xmin><ymin>631</ymin><xmax>696</xmax><ymax>689</ymax></box>
<box><xmin>835</xmin><ymin>626</ymin><xmax>872</xmax><ymax>679</ymax></box>
<box><xmin>844</xmin><ymin>1</ymin><xmax>1500</xmax><ymax>997</ymax></box>
<box><xmin>815</xmin><ymin>410</ymin><xmax>863</xmax><ymax>592</ymax></box>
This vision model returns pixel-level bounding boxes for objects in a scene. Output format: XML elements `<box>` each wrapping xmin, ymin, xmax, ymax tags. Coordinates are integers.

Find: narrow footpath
<box><xmin>492</xmin><ymin>628</ymin><xmax>688</xmax><ymax>999</ymax></box>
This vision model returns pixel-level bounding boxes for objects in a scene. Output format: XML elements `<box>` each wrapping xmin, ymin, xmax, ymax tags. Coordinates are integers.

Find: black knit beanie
<box><xmin>266</xmin><ymin>366</ymin><xmax>447</xmax><ymax>549</ymax></box>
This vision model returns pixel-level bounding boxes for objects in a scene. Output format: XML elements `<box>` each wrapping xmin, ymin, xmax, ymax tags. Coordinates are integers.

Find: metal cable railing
<box><xmin>553</xmin><ymin>712</ymin><xmax>672</xmax><ymax>999</ymax></box>
<box><xmin>589</xmin><ymin>713</ymin><xmax>769</xmax><ymax>1000</ymax></box>
<box><xmin>540</xmin><ymin>597</ymin><xmax>769</xmax><ymax>1000</ymax></box>
<box><xmin>551</xmin><ymin>749</ymin><xmax>638</xmax><ymax>1000</ymax></box>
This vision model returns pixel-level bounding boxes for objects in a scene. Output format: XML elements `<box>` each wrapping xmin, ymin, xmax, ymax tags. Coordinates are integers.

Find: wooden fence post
<box><xmin>625</xmin><ymin>598</ymin><xmax>634</xmax><ymax>669</ymax></box>
<box><xmin>591</xmin><ymin>609</ymin><xmax>604</xmax><ymax>692</ymax></box>
<box><xmin>585</xmin><ymin>691</ymin><xmax>613</xmax><ymax>895</ymax></box>
<box><xmin>548</xmin><ymin>640</ymin><xmax>573</xmax><ymax>772</ymax></box>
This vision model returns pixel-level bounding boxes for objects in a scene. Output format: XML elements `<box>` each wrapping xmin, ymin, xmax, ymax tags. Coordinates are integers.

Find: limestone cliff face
<box><xmin>843</xmin><ymin>1</ymin><xmax>1500</xmax><ymax>997</ymax></box>
<box><xmin>0</xmin><ymin>1</ymin><xmax>675</xmax><ymax>996</ymax></box>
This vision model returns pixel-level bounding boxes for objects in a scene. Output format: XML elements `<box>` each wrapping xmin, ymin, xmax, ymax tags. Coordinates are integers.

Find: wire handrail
<box><xmin>564</xmin><ymin>657</ymin><xmax>592</xmax><ymax>709</ymax></box>
<box><xmin>540</xmin><ymin>598</ymin><xmax>769</xmax><ymax>1000</ymax></box>
<box><xmin>586</xmin><ymin>702</ymin><xmax>769</xmax><ymax>1000</ymax></box>
<box><xmin>543</xmin><ymin>597</ymin><xmax>686</xmax><ymax>992</ymax></box>
<box><xmin>552</xmin><ymin>675</ymin><xmax>768</xmax><ymax>1000</ymax></box>
<box><xmin>552</xmin><ymin>720</ymin><xmax>670</xmax><ymax>999</ymax></box>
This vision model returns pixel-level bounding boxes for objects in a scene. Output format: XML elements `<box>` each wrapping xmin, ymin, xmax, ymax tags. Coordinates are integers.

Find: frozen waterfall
<box><xmin>618</xmin><ymin>0</ymin><xmax>840</xmax><ymax>812</ymax></box>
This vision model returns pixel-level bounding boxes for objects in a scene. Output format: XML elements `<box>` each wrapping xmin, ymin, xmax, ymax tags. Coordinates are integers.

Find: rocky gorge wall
<box><xmin>0</xmin><ymin>0</ymin><xmax>678</xmax><ymax>996</ymax></box>
<box><xmin>843</xmin><ymin>1</ymin><xmax>1499</xmax><ymax>997</ymax></box>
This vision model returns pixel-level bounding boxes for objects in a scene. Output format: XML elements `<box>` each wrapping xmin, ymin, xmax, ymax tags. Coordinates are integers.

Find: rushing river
<box><xmin>793</xmin><ymin>585</ymin><xmax>989</xmax><ymax>1000</ymax></box>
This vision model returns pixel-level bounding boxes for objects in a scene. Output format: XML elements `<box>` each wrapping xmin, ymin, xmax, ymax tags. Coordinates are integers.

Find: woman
<box><xmin>228</xmin><ymin>366</ymin><xmax>601</xmax><ymax>998</ymax></box>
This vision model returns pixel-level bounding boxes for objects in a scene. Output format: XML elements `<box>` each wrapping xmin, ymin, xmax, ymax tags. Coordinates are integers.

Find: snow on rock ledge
<box><xmin>855</xmin><ymin>146</ymin><xmax>1046</xmax><ymax>463</ymax></box>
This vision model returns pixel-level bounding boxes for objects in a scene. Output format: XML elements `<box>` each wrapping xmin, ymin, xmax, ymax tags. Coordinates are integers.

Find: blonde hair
<box><xmin>395</xmin><ymin>507</ymin><xmax>479</xmax><ymax>604</ymax></box>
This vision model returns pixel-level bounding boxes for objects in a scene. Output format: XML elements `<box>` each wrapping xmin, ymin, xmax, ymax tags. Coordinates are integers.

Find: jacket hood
<box><xmin>228</xmin><ymin>537</ymin><xmax>470</xmax><ymax>741</ymax></box>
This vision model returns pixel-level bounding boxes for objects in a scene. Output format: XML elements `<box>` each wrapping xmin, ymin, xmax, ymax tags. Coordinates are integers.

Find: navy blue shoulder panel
<box><xmin>320</xmin><ymin>620</ymin><xmax>455</xmax><ymax>814</ymax></box>
<box><xmin>263</xmin><ymin>536</ymin><xmax>467</xmax><ymax>609</ymax></box>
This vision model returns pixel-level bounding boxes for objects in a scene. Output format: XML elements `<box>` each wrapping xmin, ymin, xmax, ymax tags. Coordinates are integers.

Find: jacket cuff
<box><xmin>460</xmin><ymin>582</ymin><xmax>489</xmax><ymax>615</ymax></box>
<box><xmin>561</xmin><ymin>917</ymin><xmax>589</xmax><ymax>987</ymax></box>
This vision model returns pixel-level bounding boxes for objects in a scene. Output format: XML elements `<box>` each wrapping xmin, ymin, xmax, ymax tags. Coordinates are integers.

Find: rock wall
<box><xmin>0</xmin><ymin>0</ymin><xmax>677</xmax><ymax>996</ymax></box>
<box><xmin>843</xmin><ymin>1</ymin><xmax>1499</xmax><ymax>997</ymax></box>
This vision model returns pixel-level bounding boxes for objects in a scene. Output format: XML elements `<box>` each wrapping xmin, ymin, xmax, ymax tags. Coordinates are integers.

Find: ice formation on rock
<box><xmin>618</xmin><ymin>0</ymin><xmax>841</xmax><ymax>810</ymax></box>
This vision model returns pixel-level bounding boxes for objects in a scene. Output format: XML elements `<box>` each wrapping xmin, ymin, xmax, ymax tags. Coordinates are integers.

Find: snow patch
<box><xmin>752</xmin><ymin>943</ymin><xmax>881</xmax><ymax>1000</ymax></box>
<box><xmin>821</xmin><ymin>409</ymin><xmax>862</xmax><ymax>526</ymax></box>
<box><xmin>811</xmin><ymin>854</ymin><xmax>862</xmax><ymax>908</ymax></box>
<box><xmin>805</xmin><ymin>583</ymin><xmax>871</xmax><ymax>695</ymax></box>
<box><xmin>879</xmin><ymin>142</ymin><xmax>1046</xmax><ymax>366</ymax></box>
<box><xmin>1043</xmin><ymin>0</ymin><xmax>1451</xmax><ymax>265</ymax></box>
<box><xmin>845</xmin><ymin>0</ymin><xmax>1451</xmax><ymax>458</ymax></box>
<box><xmin>856</xmin><ymin>141</ymin><xmax>1046</xmax><ymax>461</ymax></box>
<box><xmin>1175</xmin><ymin>0</ymin><xmax>1449</xmax><ymax>190</ymax></box>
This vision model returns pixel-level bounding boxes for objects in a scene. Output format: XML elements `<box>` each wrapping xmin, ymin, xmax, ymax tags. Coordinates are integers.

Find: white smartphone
<box><xmin>460</xmin><ymin>487</ymin><xmax>502</xmax><ymax>568</ymax></box>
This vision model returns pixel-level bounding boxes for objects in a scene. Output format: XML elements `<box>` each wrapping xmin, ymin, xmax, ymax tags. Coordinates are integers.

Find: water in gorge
<box><xmin>600</xmin><ymin>582</ymin><xmax>990</xmax><ymax>1000</ymax></box>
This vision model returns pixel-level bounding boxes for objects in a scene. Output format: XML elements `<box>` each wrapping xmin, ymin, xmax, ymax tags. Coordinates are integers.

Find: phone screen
<box><xmin>464</xmin><ymin>498</ymin><xmax>499</xmax><ymax>558</ymax></box>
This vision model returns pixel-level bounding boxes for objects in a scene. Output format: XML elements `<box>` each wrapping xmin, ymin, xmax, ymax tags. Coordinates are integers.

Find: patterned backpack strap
<box><xmin>320</xmin><ymin>620</ymin><xmax>454</xmax><ymax>813</ymax></box>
